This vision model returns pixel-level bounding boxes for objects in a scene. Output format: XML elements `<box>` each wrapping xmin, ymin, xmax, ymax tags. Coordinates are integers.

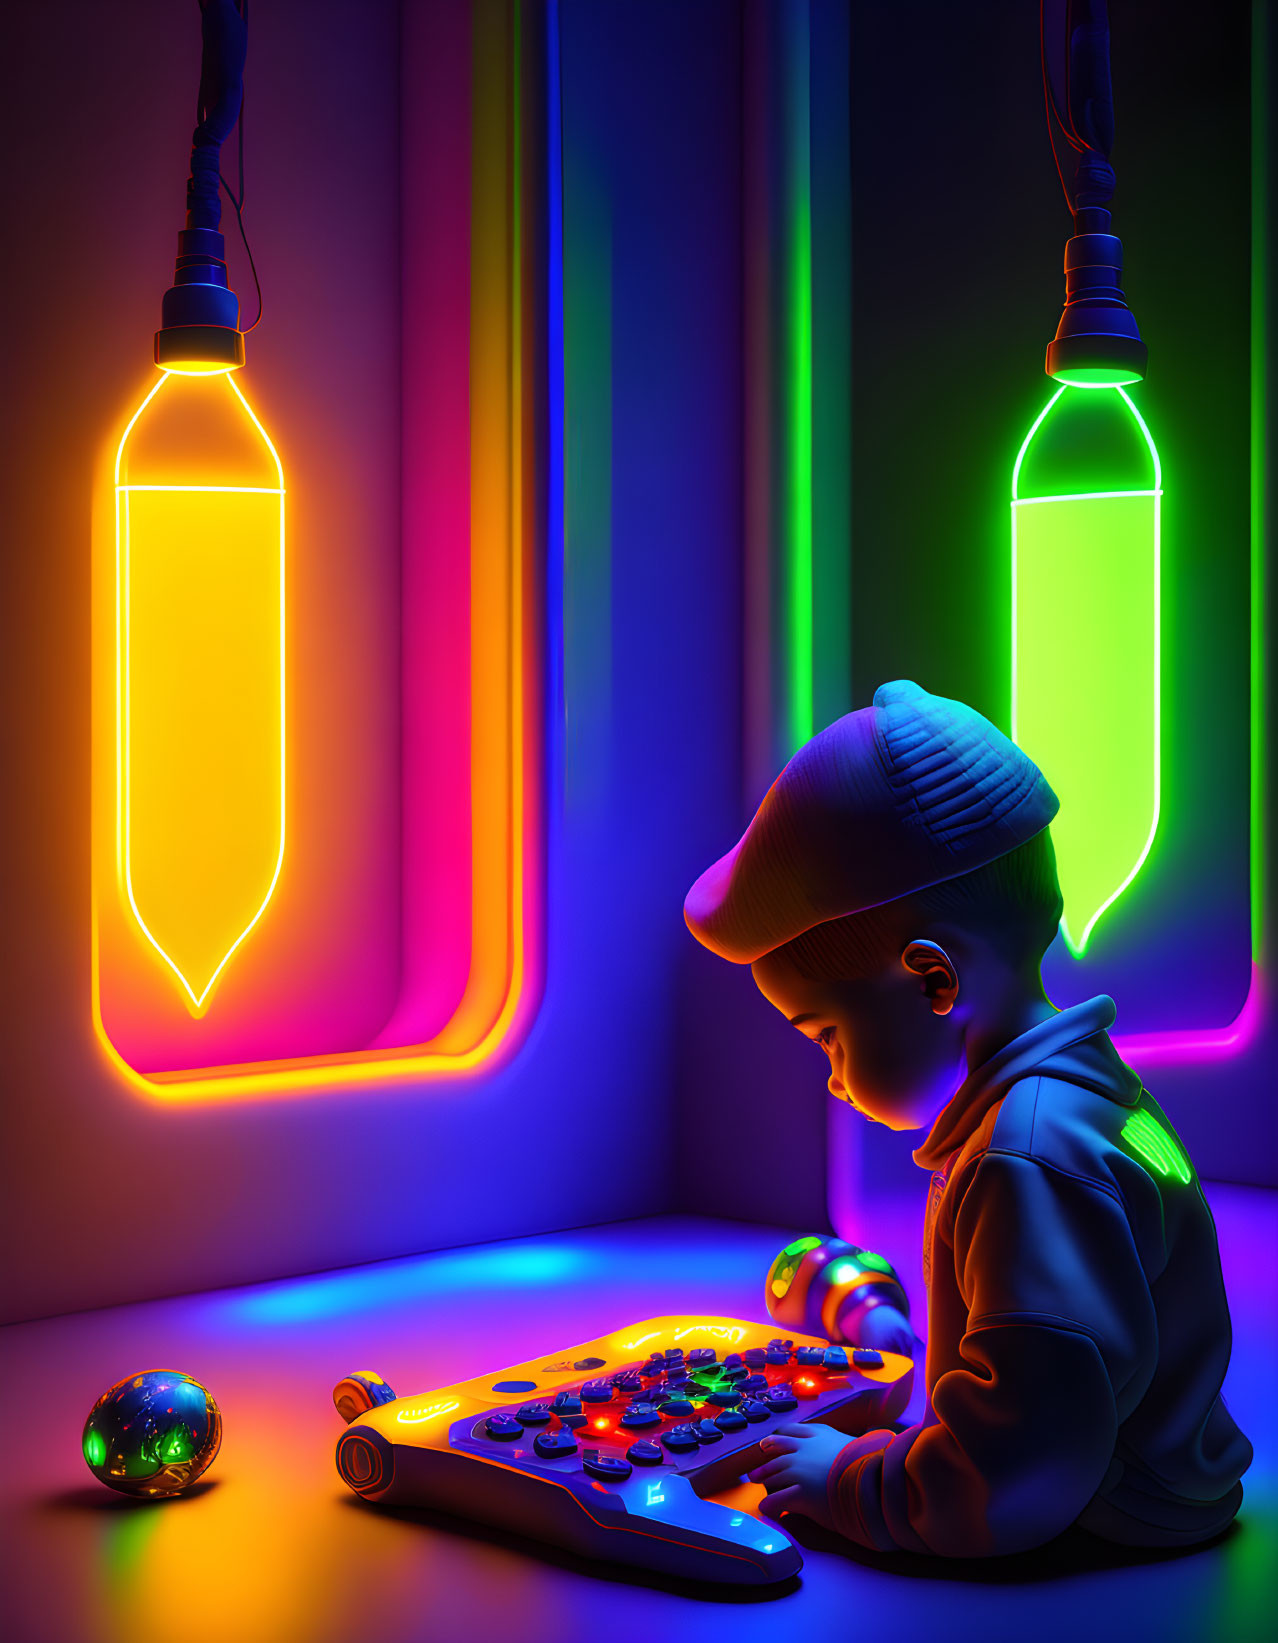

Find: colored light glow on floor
<box><xmin>115</xmin><ymin>370</ymin><xmax>286</xmax><ymax>1015</ymax></box>
<box><xmin>1012</xmin><ymin>384</ymin><xmax>1161</xmax><ymax>955</ymax></box>
<box><xmin>225</xmin><ymin>1241</ymin><xmax>587</xmax><ymax>1326</ymax></box>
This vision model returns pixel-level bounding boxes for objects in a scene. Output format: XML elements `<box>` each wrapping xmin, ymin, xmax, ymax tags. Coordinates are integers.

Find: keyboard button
<box><xmin>743</xmin><ymin>1348</ymin><xmax>767</xmax><ymax>1367</ymax></box>
<box><xmin>687</xmin><ymin>1348</ymin><xmax>717</xmax><ymax>1368</ymax></box>
<box><xmin>661</xmin><ymin>1398</ymin><xmax>695</xmax><ymax>1418</ymax></box>
<box><xmin>516</xmin><ymin>1402</ymin><xmax>552</xmax><ymax>1424</ymax></box>
<box><xmin>853</xmin><ymin>1348</ymin><xmax>885</xmax><ymax>1369</ymax></box>
<box><xmin>738</xmin><ymin>1398</ymin><xmax>772</xmax><ymax>1423</ymax></box>
<box><xmin>824</xmin><ymin>1346</ymin><xmax>850</xmax><ymax>1370</ymax></box>
<box><xmin>714</xmin><ymin>1410</ymin><xmax>748</xmax><ymax>1433</ymax></box>
<box><xmin>580</xmin><ymin>1381</ymin><xmax>614</xmax><ymax>1402</ymax></box>
<box><xmin>583</xmin><ymin>1451</ymin><xmax>632</xmax><ymax>1482</ymax></box>
<box><xmin>613</xmin><ymin>1372</ymin><xmax>644</xmax><ymax>1394</ymax></box>
<box><xmin>626</xmin><ymin>1439</ymin><xmax>664</xmax><ymax>1466</ymax></box>
<box><xmin>739</xmin><ymin>1373</ymin><xmax>769</xmax><ymax>1393</ymax></box>
<box><xmin>706</xmin><ymin>1388</ymin><xmax>741</xmax><ymax>1406</ymax></box>
<box><xmin>491</xmin><ymin>1379</ymin><xmax>538</xmax><ymax>1394</ymax></box>
<box><xmin>550</xmin><ymin>1394</ymin><xmax>582</xmax><ymax>1414</ymax></box>
<box><xmin>796</xmin><ymin>1347</ymin><xmax>825</xmax><ymax>1366</ymax></box>
<box><xmin>573</xmin><ymin>1357</ymin><xmax>606</xmax><ymax>1370</ymax></box>
<box><xmin>693</xmin><ymin>1419</ymin><xmax>724</xmax><ymax>1444</ymax></box>
<box><xmin>763</xmin><ymin>1390</ymin><xmax>799</xmax><ymax>1412</ymax></box>
<box><xmin>533</xmin><ymin>1428</ymin><xmax>578</xmax><ymax>1459</ymax></box>
<box><xmin>619</xmin><ymin>1404</ymin><xmax>661</xmax><ymax>1429</ymax></box>
<box><xmin>558</xmin><ymin>1413</ymin><xmax>589</xmax><ymax>1430</ymax></box>
<box><xmin>484</xmin><ymin>1414</ymin><xmax>524</xmax><ymax>1440</ymax></box>
<box><xmin>765</xmin><ymin>1347</ymin><xmax>791</xmax><ymax>1365</ymax></box>
<box><xmin>661</xmin><ymin>1424</ymin><xmax>700</xmax><ymax>1453</ymax></box>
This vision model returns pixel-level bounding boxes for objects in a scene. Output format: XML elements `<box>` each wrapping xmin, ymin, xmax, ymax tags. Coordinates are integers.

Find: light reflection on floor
<box><xmin>0</xmin><ymin>1198</ymin><xmax>1273</xmax><ymax>1643</ymax></box>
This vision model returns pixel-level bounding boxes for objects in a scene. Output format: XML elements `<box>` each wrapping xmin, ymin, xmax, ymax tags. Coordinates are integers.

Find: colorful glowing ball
<box><xmin>766</xmin><ymin>1235</ymin><xmax>913</xmax><ymax>1353</ymax></box>
<box><xmin>82</xmin><ymin>1369</ymin><xmax>222</xmax><ymax>1498</ymax></box>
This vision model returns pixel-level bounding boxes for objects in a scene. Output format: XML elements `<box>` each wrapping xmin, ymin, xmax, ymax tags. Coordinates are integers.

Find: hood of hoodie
<box><xmin>913</xmin><ymin>996</ymin><xmax>1142</xmax><ymax>1173</ymax></box>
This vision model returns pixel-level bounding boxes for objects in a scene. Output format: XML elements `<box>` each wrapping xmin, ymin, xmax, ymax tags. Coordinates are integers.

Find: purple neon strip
<box><xmin>1112</xmin><ymin>964</ymin><xmax>1265</xmax><ymax>1065</ymax></box>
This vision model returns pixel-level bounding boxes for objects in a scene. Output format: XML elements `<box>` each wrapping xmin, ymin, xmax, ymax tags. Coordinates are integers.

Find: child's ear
<box><xmin>901</xmin><ymin>940</ymin><xmax>959</xmax><ymax>1016</ymax></box>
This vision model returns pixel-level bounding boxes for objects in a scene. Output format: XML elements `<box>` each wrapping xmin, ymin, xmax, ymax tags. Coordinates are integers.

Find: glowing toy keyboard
<box><xmin>333</xmin><ymin>1315</ymin><xmax>912</xmax><ymax>1584</ymax></box>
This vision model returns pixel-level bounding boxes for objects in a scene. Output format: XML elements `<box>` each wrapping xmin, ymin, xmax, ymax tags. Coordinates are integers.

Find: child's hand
<box><xmin>748</xmin><ymin>1423</ymin><xmax>893</xmax><ymax>1528</ymax></box>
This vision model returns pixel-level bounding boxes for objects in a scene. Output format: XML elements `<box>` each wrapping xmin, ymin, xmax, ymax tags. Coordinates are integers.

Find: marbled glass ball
<box><xmin>82</xmin><ymin>1369</ymin><xmax>222</xmax><ymax>1498</ymax></box>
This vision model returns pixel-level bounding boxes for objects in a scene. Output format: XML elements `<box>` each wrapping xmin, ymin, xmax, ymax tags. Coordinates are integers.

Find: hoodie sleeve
<box><xmin>829</xmin><ymin>1149</ymin><xmax>1157</xmax><ymax>1556</ymax></box>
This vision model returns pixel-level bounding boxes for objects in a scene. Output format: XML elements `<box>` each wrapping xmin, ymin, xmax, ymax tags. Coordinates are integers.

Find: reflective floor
<box><xmin>1</xmin><ymin>1194</ymin><xmax>1273</xmax><ymax>1643</ymax></box>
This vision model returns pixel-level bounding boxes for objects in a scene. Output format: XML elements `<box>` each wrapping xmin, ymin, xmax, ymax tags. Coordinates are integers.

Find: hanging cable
<box><xmin>215</xmin><ymin>1</ymin><xmax>262</xmax><ymax>332</ymax></box>
<box><xmin>154</xmin><ymin>0</ymin><xmax>251</xmax><ymax>370</ymax></box>
<box><xmin>1039</xmin><ymin>0</ymin><xmax>1144</xmax><ymax>385</ymax></box>
<box><xmin>1040</xmin><ymin>0</ymin><xmax>1116</xmax><ymax>222</ymax></box>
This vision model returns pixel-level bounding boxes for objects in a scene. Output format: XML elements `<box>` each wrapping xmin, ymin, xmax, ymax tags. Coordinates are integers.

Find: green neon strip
<box><xmin>1121</xmin><ymin>1109</ymin><xmax>1192</xmax><ymax>1183</ymax></box>
<box><xmin>782</xmin><ymin>1235</ymin><xmax>822</xmax><ymax>1257</ymax></box>
<box><xmin>786</xmin><ymin>3</ymin><xmax>813</xmax><ymax>752</ymax></box>
<box><xmin>83</xmin><ymin>1428</ymin><xmax>106</xmax><ymax>1467</ymax></box>
<box><xmin>1250</xmin><ymin>0</ymin><xmax>1268</xmax><ymax>960</ymax></box>
<box><xmin>1012</xmin><ymin>385</ymin><xmax>1162</xmax><ymax>954</ymax></box>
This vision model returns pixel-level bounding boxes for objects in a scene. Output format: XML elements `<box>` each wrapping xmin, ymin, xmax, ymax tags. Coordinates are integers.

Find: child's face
<box><xmin>751</xmin><ymin>951</ymin><xmax>966</xmax><ymax>1131</ymax></box>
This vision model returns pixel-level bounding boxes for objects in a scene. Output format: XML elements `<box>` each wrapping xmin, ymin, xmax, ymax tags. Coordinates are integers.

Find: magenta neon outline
<box><xmin>1112</xmin><ymin>964</ymin><xmax>1264</xmax><ymax>1065</ymax></box>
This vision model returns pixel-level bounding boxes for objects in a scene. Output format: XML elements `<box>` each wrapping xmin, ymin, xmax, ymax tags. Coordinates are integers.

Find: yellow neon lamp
<box><xmin>115</xmin><ymin>0</ymin><xmax>284</xmax><ymax>1015</ymax></box>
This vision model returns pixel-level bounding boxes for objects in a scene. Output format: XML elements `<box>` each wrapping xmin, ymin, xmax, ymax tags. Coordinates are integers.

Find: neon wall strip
<box><xmin>745</xmin><ymin>0</ymin><xmax>848</xmax><ymax>796</ymax></box>
<box><xmin>91</xmin><ymin>0</ymin><xmax>546</xmax><ymax>1097</ymax></box>
<box><xmin>1111</xmin><ymin>3</ymin><xmax>1268</xmax><ymax>1071</ymax></box>
<box><xmin>785</xmin><ymin>0</ymin><xmax>814</xmax><ymax>754</ymax></box>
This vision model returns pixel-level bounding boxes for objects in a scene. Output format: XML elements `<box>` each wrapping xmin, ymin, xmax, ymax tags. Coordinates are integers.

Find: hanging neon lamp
<box><xmin>1012</xmin><ymin>0</ymin><xmax>1160</xmax><ymax>956</ymax></box>
<box><xmin>113</xmin><ymin>0</ymin><xmax>283</xmax><ymax>1016</ymax></box>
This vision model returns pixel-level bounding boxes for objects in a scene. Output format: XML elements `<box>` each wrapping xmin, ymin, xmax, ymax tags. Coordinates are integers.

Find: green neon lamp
<box><xmin>1013</xmin><ymin>0</ymin><xmax>1159</xmax><ymax>956</ymax></box>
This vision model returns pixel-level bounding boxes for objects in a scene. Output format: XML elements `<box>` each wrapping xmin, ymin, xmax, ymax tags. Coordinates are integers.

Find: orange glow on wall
<box><xmin>115</xmin><ymin>371</ymin><xmax>286</xmax><ymax>1014</ymax></box>
<box><xmin>91</xmin><ymin>0</ymin><xmax>545</xmax><ymax>1098</ymax></box>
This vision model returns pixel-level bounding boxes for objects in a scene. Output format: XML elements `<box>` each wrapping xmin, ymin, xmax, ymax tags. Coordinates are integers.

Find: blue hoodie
<box><xmin>829</xmin><ymin>997</ymin><xmax>1253</xmax><ymax>1556</ymax></box>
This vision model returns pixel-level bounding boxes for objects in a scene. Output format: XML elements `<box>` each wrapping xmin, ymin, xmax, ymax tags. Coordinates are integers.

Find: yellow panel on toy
<box><xmin>331</xmin><ymin>1315</ymin><xmax>913</xmax><ymax>1586</ymax></box>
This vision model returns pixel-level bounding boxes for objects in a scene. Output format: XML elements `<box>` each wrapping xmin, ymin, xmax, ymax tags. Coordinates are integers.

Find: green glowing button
<box><xmin>1121</xmin><ymin>1109</ymin><xmax>1192</xmax><ymax>1184</ymax></box>
<box><xmin>782</xmin><ymin>1236</ymin><xmax>823</xmax><ymax>1258</ymax></box>
<box><xmin>83</xmin><ymin>1429</ymin><xmax>106</xmax><ymax>1468</ymax></box>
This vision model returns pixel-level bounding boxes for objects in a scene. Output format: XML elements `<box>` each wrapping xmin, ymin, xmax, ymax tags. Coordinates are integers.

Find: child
<box><xmin>684</xmin><ymin>680</ymin><xmax>1251</xmax><ymax>1557</ymax></box>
